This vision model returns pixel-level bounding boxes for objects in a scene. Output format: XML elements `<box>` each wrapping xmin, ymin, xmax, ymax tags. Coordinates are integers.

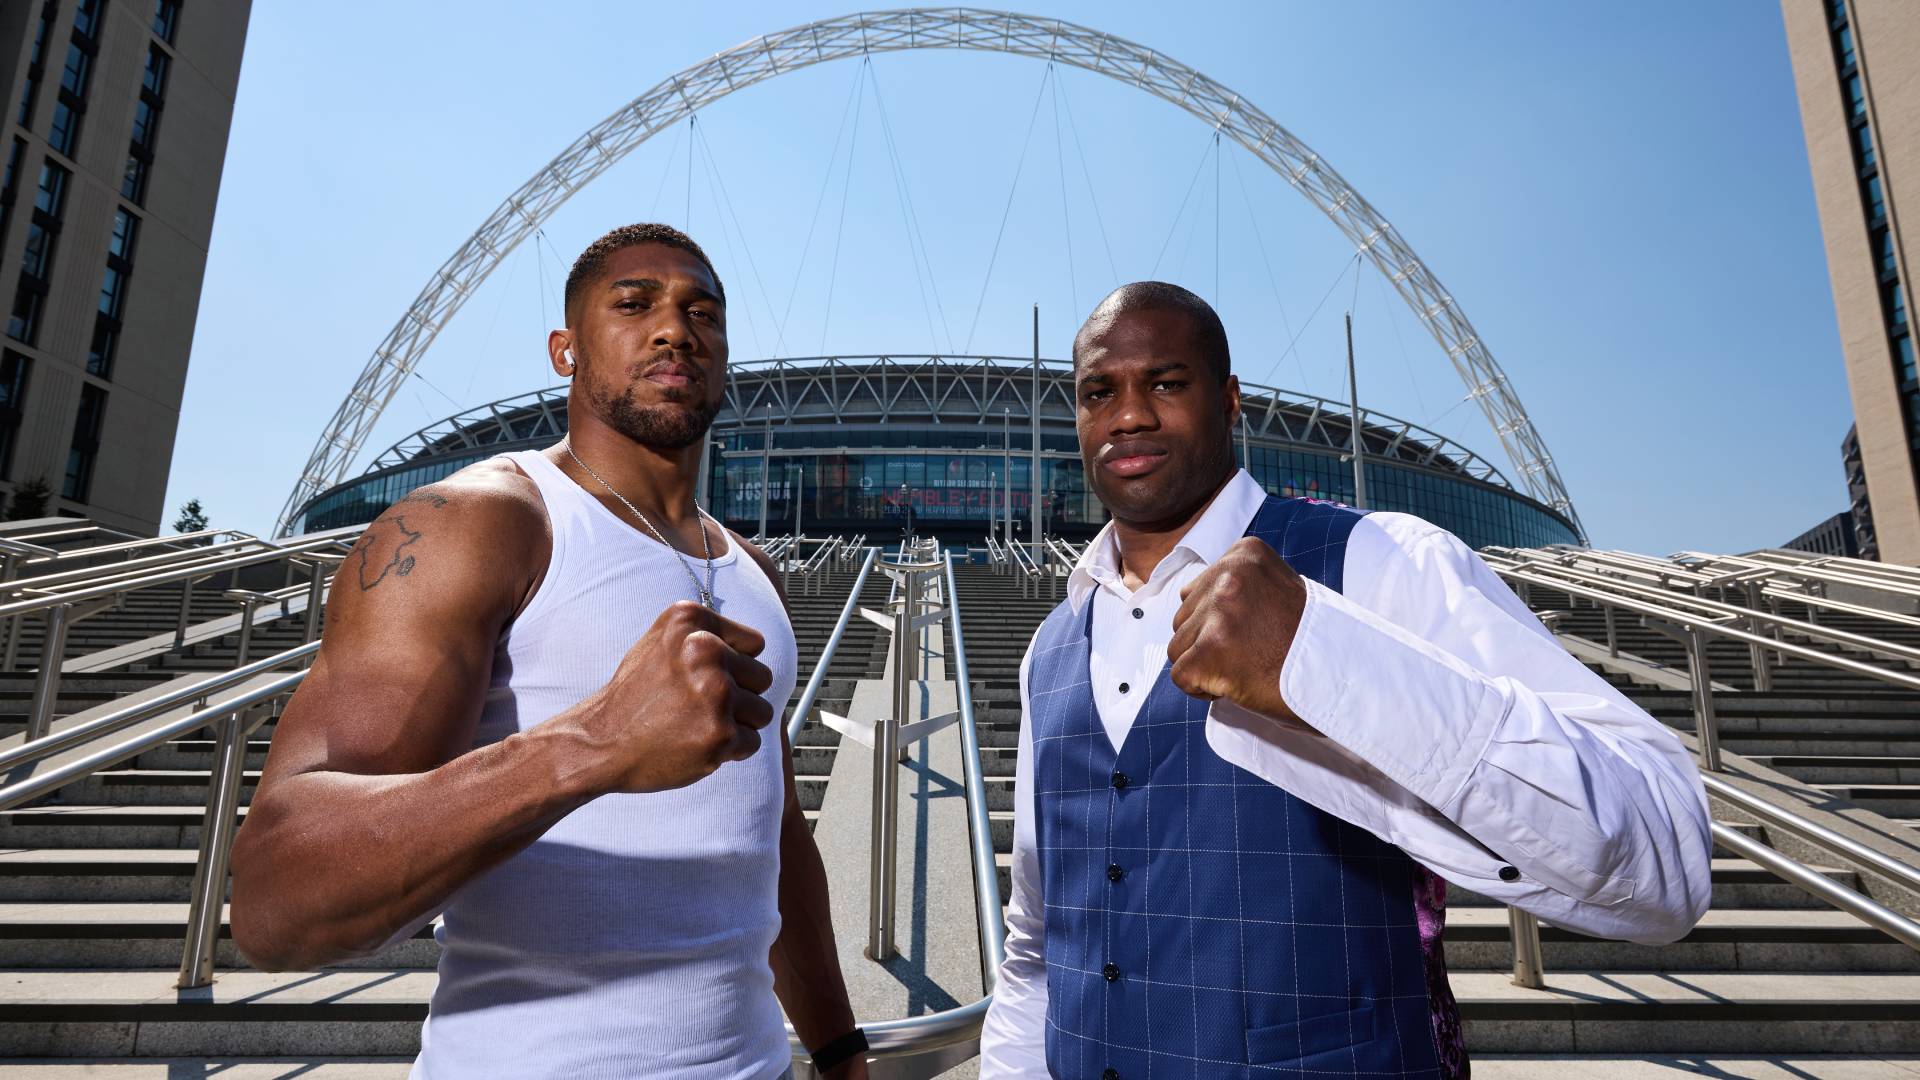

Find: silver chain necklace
<box><xmin>563</xmin><ymin>442</ymin><xmax>717</xmax><ymax>610</ymax></box>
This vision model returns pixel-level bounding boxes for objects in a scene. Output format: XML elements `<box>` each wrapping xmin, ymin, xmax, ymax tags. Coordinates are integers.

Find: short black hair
<box><xmin>564</xmin><ymin>223</ymin><xmax>726</xmax><ymax>323</ymax></box>
<box><xmin>1072</xmin><ymin>281</ymin><xmax>1230</xmax><ymax>383</ymax></box>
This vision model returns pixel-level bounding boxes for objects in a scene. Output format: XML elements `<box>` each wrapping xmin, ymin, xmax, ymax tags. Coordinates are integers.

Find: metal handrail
<box><xmin>1497</xmin><ymin>556</ymin><xmax>1920</xmax><ymax>668</ymax></box>
<box><xmin>1702</xmin><ymin>773</ymin><xmax>1920</xmax><ymax>896</ymax></box>
<box><xmin>0</xmin><ymin>642</ymin><xmax>316</xmax><ymax>811</ymax></box>
<box><xmin>15</xmin><ymin>528</ymin><xmax>257</xmax><ymax>567</ymax></box>
<box><xmin>0</xmin><ymin>640</ymin><xmax>320</xmax><ymax>784</ymax></box>
<box><xmin>1494</xmin><ymin>554</ymin><xmax>1920</xmax><ymax>965</ymax></box>
<box><xmin>1491</xmin><ymin>565</ymin><xmax>1920</xmax><ymax>693</ymax></box>
<box><xmin>0</xmin><ymin>532</ymin><xmax>356</xmax><ymax>620</ymax></box>
<box><xmin>784</xmin><ymin>548</ymin><xmax>879</xmax><ymax>745</ymax></box>
<box><xmin>777</xmin><ymin>550</ymin><xmax>1005</xmax><ymax>1069</ymax></box>
<box><xmin>1712</xmin><ymin>823</ymin><xmax>1920</xmax><ymax>949</ymax></box>
<box><xmin>0</xmin><ymin>535</ymin><xmax>275</xmax><ymax>596</ymax></box>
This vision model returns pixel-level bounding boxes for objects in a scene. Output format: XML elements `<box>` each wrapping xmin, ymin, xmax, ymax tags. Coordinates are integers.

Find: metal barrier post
<box><xmin>1508</xmin><ymin>908</ymin><xmax>1545</xmax><ymax>988</ymax></box>
<box><xmin>174</xmin><ymin>578</ymin><xmax>196</xmax><ymax>649</ymax></box>
<box><xmin>1683</xmin><ymin>627</ymin><xmax>1724</xmax><ymax>772</ymax></box>
<box><xmin>0</xmin><ymin>551</ymin><xmax>20</xmax><ymax>671</ymax></box>
<box><xmin>26</xmin><ymin>604</ymin><xmax>70</xmax><ymax>741</ymax></box>
<box><xmin>234</xmin><ymin>598</ymin><xmax>261</xmax><ymax>668</ymax></box>
<box><xmin>301</xmin><ymin>562</ymin><xmax>326</xmax><ymax>661</ymax></box>
<box><xmin>1603</xmin><ymin>604</ymin><xmax>1618</xmax><ymax>658</ymax></box>
<box><xmin>868</xmin><ymin>563</ymin><xmax>917</xmax><ymax>961</ymax></box>
<box><xmin>178</xmin><ymin>709</ymin><xmax>251</xmax><ymax>988</ymax></box>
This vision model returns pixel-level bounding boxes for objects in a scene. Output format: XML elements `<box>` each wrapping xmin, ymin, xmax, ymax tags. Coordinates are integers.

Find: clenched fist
<box><xmin>1168</xmin><ymin>537</ymin><xmax>1310</xmax><ymax>727</ymax></box>
<box><xmin>559</xmin><ymin>600</ymin><xmax>777</xmax><ymax>794</ymax></box>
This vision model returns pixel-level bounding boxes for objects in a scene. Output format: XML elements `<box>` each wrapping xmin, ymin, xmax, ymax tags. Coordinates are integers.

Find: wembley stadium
<box><xmin>291</xmin><ymin>353</ymin><xmax>1581</xmax><ymax>550</ymax></box>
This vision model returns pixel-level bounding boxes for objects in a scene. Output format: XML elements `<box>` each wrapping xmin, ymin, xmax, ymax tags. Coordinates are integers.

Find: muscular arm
<box><xmin>229</xmin><ymin>468</ymin><xmax>594</xmax><ymax>970</ymax></box>
<box><xmin>739</xmin><ymin>537</ymin><xmax>861</xmax><ymax>1070</ymax></box>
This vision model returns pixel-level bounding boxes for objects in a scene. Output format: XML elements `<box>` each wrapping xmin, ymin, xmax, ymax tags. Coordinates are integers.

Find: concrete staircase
<box><xmin>0</xmin><ymin>556</ymin><xmax>885</xmax><ymax>1067</ymax></box>
<box><xmin>947</xmin><ymin>561</ymin><xmax>1920</xmax><ymax>1063</ymax></box>
<box><xmin>4</xmin><ymin>544</ymin><xmax>1920</xmax><ymax>1072</ymax></box>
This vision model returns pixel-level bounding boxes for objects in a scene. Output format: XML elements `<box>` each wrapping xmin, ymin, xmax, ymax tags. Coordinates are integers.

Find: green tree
<box><xmin>5</xmin><ymin>477</ymin><xmax>51</xmax><ymax>521</ymax></box>
<box><xmin>173</xmin><ymin>498</ymin><xmax>209</xmax><ymax>533</ymax></box>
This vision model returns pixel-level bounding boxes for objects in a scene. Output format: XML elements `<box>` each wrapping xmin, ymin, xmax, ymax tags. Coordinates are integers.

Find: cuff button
<box><xmin>1498</xmin><ymin>865</ymin><xmax>1521</xmax><ymax>882</ymax></box>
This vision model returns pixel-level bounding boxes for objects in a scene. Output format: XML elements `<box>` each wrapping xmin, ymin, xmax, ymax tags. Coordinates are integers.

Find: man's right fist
<box><xmin>563</xmin><ymin>600</ymin><xmax>776</xmax><ymax>794</ymax></box>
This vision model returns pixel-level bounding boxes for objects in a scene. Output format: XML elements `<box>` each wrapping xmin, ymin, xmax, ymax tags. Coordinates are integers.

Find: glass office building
<box><xmin>295</xmin><ymin>356</ymin><xmax>1580</xmax><ymax>550</ymax></box>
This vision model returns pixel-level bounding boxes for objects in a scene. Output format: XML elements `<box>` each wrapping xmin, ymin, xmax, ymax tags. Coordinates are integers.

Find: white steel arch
<box><xmin>278</xmin><ymin>8</ymin><xmax>1584</xmax><ymax>539</ymax></box>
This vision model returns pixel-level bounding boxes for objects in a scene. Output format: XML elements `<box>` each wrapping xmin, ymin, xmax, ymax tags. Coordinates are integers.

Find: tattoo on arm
<box><xmin>357</xmin><ymin>516</ymin><xmax>424</xmax><ymax>591</ymax></box>
<box><xmin>355</xmin><ymin>489</ymin><xmax>448</xmax><ymax>592</ymax></box>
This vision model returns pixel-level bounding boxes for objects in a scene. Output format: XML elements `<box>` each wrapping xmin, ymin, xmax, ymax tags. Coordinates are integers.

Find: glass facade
<box><xmin>299</xmin><ymin>387</ymin><xmax>1580</xmax><ymax>551</ymax></box>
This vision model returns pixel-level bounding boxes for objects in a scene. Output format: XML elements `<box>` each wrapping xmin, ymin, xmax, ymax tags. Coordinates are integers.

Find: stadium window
<box><xmin>63</xmin><ymin>384</ymin><xmax>106</xmax><ymax>501</ymax></box>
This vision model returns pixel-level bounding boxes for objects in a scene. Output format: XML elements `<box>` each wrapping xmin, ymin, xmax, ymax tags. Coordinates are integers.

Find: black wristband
<box><xmin>809</xmin><ymin>1027</ymin><xmax>868</xmax><ymax>1073</ymax></box>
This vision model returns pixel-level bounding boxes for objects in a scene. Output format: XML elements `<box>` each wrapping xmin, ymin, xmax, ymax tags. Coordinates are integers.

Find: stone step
<box><xmin>1749</xmin><ymin>756</ymin><xmax>1920</xmax><ymax>784</ymax></box>
<box><xmin>5</xmin><ymin>969</ymin><xmax>1919</xmax><ymax>1056</ymax></box>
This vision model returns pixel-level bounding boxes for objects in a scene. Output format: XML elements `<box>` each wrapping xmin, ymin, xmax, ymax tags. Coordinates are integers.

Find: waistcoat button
<box><xmin>1104</xmin><ymin>1070</ymin><xmax>1120</xmax><ymax>1080</ymax></box>
<box><xmin>1107</xmin><ymin>863</ymin><xmax>1124</xmax><ymax>882</ymax></box>
<box><xmin>1110</xmin><ymin>771</ymin><xmax>1129</xmax><ymax>790</ymax></box>
<box><xmin>1102</xmin><ymin>962</ymin><xmax>1120</xmax><ymax>981</ymax></box>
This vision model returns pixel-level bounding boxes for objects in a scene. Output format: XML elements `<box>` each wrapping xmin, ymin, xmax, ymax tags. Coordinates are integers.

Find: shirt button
<box><xmin>1107</xmin><ymin>863</ymin><xmax>1125</xmax><ymax>882</ymax></box>
<box><xmin>1118</xmin><ymin>682</ymin><xmax>1130</xmax><ymax>694</ymax></box>
<box><xmin>1102</xmin><ymin>962</ymin><xmax>1120</xmax><ymax>982</ymax></box>
<box><xmin>1110</xmin><ymin>771</ymin><xmax>1129</xmax><ymax>790</ymax></box>
<box><xmin>1499</xmin><ymin>865</ymin><xmax>1521</xmax><ymax>882</ymax></box>
<box><xmin>1104</xmin><ymin>1070</ymin><xmax>1120</xmax><ymax>1080</ymax></box>
<box><xmin>1131</xmin><ymin>607</ymin><xmax>1143</xmax><ymax>619</ymax></box>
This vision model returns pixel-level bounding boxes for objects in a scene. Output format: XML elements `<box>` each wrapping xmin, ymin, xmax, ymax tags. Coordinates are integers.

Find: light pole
<box><xmin>757</xmin><ymin>403</ymin><xmax>772</xmax><ymax>539</ymax></box>
<box><xmin>792</xmin><ymin>463</ymin><xmax>803</xmax><ymax>540</ymax></box>
<box><xmin>1030</xmin><ymin>305</ymin><xmax>1041</xmax><ymax>557</ymax></box>
<box><xmin>1001</xmin><ymin>407</ymin><xmax>1011</xmax><ymax>546</ymax></box>
<box><xmin>1345</xmin><ymin>312</ymin><xmax>1367</xmax><ymax>510</ymax></box>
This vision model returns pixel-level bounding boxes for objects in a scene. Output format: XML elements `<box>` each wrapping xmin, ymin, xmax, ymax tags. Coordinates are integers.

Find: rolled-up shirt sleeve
<box><xmin>980</xmin><ymin>642</ymin><xmax>1050</xmax><ymax>1078</ymax></box>
<box><xmin>1222</xmin><ymin>512</ymin><xmax>1712</xmax><ymax>944</ymax></box>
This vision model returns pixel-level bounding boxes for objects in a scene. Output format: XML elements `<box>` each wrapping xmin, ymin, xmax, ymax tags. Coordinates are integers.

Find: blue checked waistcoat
<box><xmin>1029</xmin><ymin>495</ymin><xmax>1465</xmax><ymax>1079</ymax></box>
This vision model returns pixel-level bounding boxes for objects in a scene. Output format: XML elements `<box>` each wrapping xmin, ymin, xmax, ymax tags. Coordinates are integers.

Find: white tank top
<box><xmin>412</xmin><ymin>449</ymin><xmax>798</xmax><ymax>1080</ymax></box>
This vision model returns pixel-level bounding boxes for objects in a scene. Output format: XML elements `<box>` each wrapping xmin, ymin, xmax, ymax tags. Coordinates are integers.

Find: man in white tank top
<box><xmin>231</xmin><ymin>225</ymin><xmax>867</xmax><ymax>1079</ymax></box>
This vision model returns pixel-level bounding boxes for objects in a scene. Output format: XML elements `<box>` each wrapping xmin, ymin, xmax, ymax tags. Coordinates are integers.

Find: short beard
<box><xmin>587</xmin><ymin>382</ymin><xmax>719</xmax><ymax>450</ymax></box>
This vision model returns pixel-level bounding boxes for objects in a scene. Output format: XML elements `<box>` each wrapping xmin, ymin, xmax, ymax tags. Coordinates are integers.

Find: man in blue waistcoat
<box><xmin>979</xmin><ymin>282</ymin><xmax>1712</xmax><ymax>1079</ymax></box>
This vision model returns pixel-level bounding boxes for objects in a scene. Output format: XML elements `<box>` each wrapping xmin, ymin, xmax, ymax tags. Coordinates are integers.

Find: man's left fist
<box><xmin>1168</xmin><ymin>537</ymin><xmax>1309</xmax><ymax>725</ymax></box>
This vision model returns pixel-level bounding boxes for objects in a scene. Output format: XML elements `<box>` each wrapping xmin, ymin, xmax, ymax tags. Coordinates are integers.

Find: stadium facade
<box><xmin>294</xmin><ymin>356</ymin><xmax>1579</xmax><ymax>551</ymax></box>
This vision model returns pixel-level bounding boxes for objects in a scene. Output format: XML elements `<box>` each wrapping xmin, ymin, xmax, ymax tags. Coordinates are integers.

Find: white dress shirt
<box><xmin>978</xmin><ymin>469</ymin><xmax>1713</xmax><ymax>1078</ymax></box>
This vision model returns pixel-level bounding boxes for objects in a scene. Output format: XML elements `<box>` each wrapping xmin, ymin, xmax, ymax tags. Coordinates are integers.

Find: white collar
<box><xmin>1067</xmin><ymin>468</ymin><xmax>1269</xmax><ymax>614</ymax></box>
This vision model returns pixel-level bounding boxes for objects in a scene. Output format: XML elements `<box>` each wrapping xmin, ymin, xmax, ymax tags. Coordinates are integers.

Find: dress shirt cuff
<box><xmin>1278</xmin><ymin>576</ymin><xmax>1509</xmax><ymax>813</ymax></box>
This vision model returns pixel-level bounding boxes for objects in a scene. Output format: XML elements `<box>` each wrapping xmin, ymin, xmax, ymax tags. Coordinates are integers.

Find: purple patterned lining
<box><xmin>1414</xmin><ymin>866</ymin><xmax>1469</xmax><ymax>1079</ymax></box>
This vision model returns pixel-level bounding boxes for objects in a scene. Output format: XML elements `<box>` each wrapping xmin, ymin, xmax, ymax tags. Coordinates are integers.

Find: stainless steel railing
<box><xmin>0</xmin><ymin>532</ymin><xmax>356</xmax><ymax>740</ymax></box>
<box><xmin>1485</xmin><ymin>551</ymin><xmax>1920</xmax><ymax>985</ymax></box>
<box><xmin>777</xmin><ymin>549</ymin><xmax>1006</xmax><ymax>1072</ymax></box>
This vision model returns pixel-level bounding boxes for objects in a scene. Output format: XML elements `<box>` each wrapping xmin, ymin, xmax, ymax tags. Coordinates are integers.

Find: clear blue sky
<box><xmin>165</xmin><ymin>1</ymin><xmax>1846</xmax><ymax>554</ymax></box>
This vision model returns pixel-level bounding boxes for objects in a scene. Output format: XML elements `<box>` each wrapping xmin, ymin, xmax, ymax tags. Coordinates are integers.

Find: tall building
<box><xmin>0</xmin><ymin>0</ymin><xmax>248</xmax><ymax>535</ymax></box>
<box><xmin>1783</xmin><ymin>0</ymin><xmax>1918</xmax><ymax>562</ymax></box>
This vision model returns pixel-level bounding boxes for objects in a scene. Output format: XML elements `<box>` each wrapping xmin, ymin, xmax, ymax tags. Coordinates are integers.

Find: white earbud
<box><xmin>563</xmin><ymin>348</ymin><xmax>575</xmax><ymax>371</ymax></box>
